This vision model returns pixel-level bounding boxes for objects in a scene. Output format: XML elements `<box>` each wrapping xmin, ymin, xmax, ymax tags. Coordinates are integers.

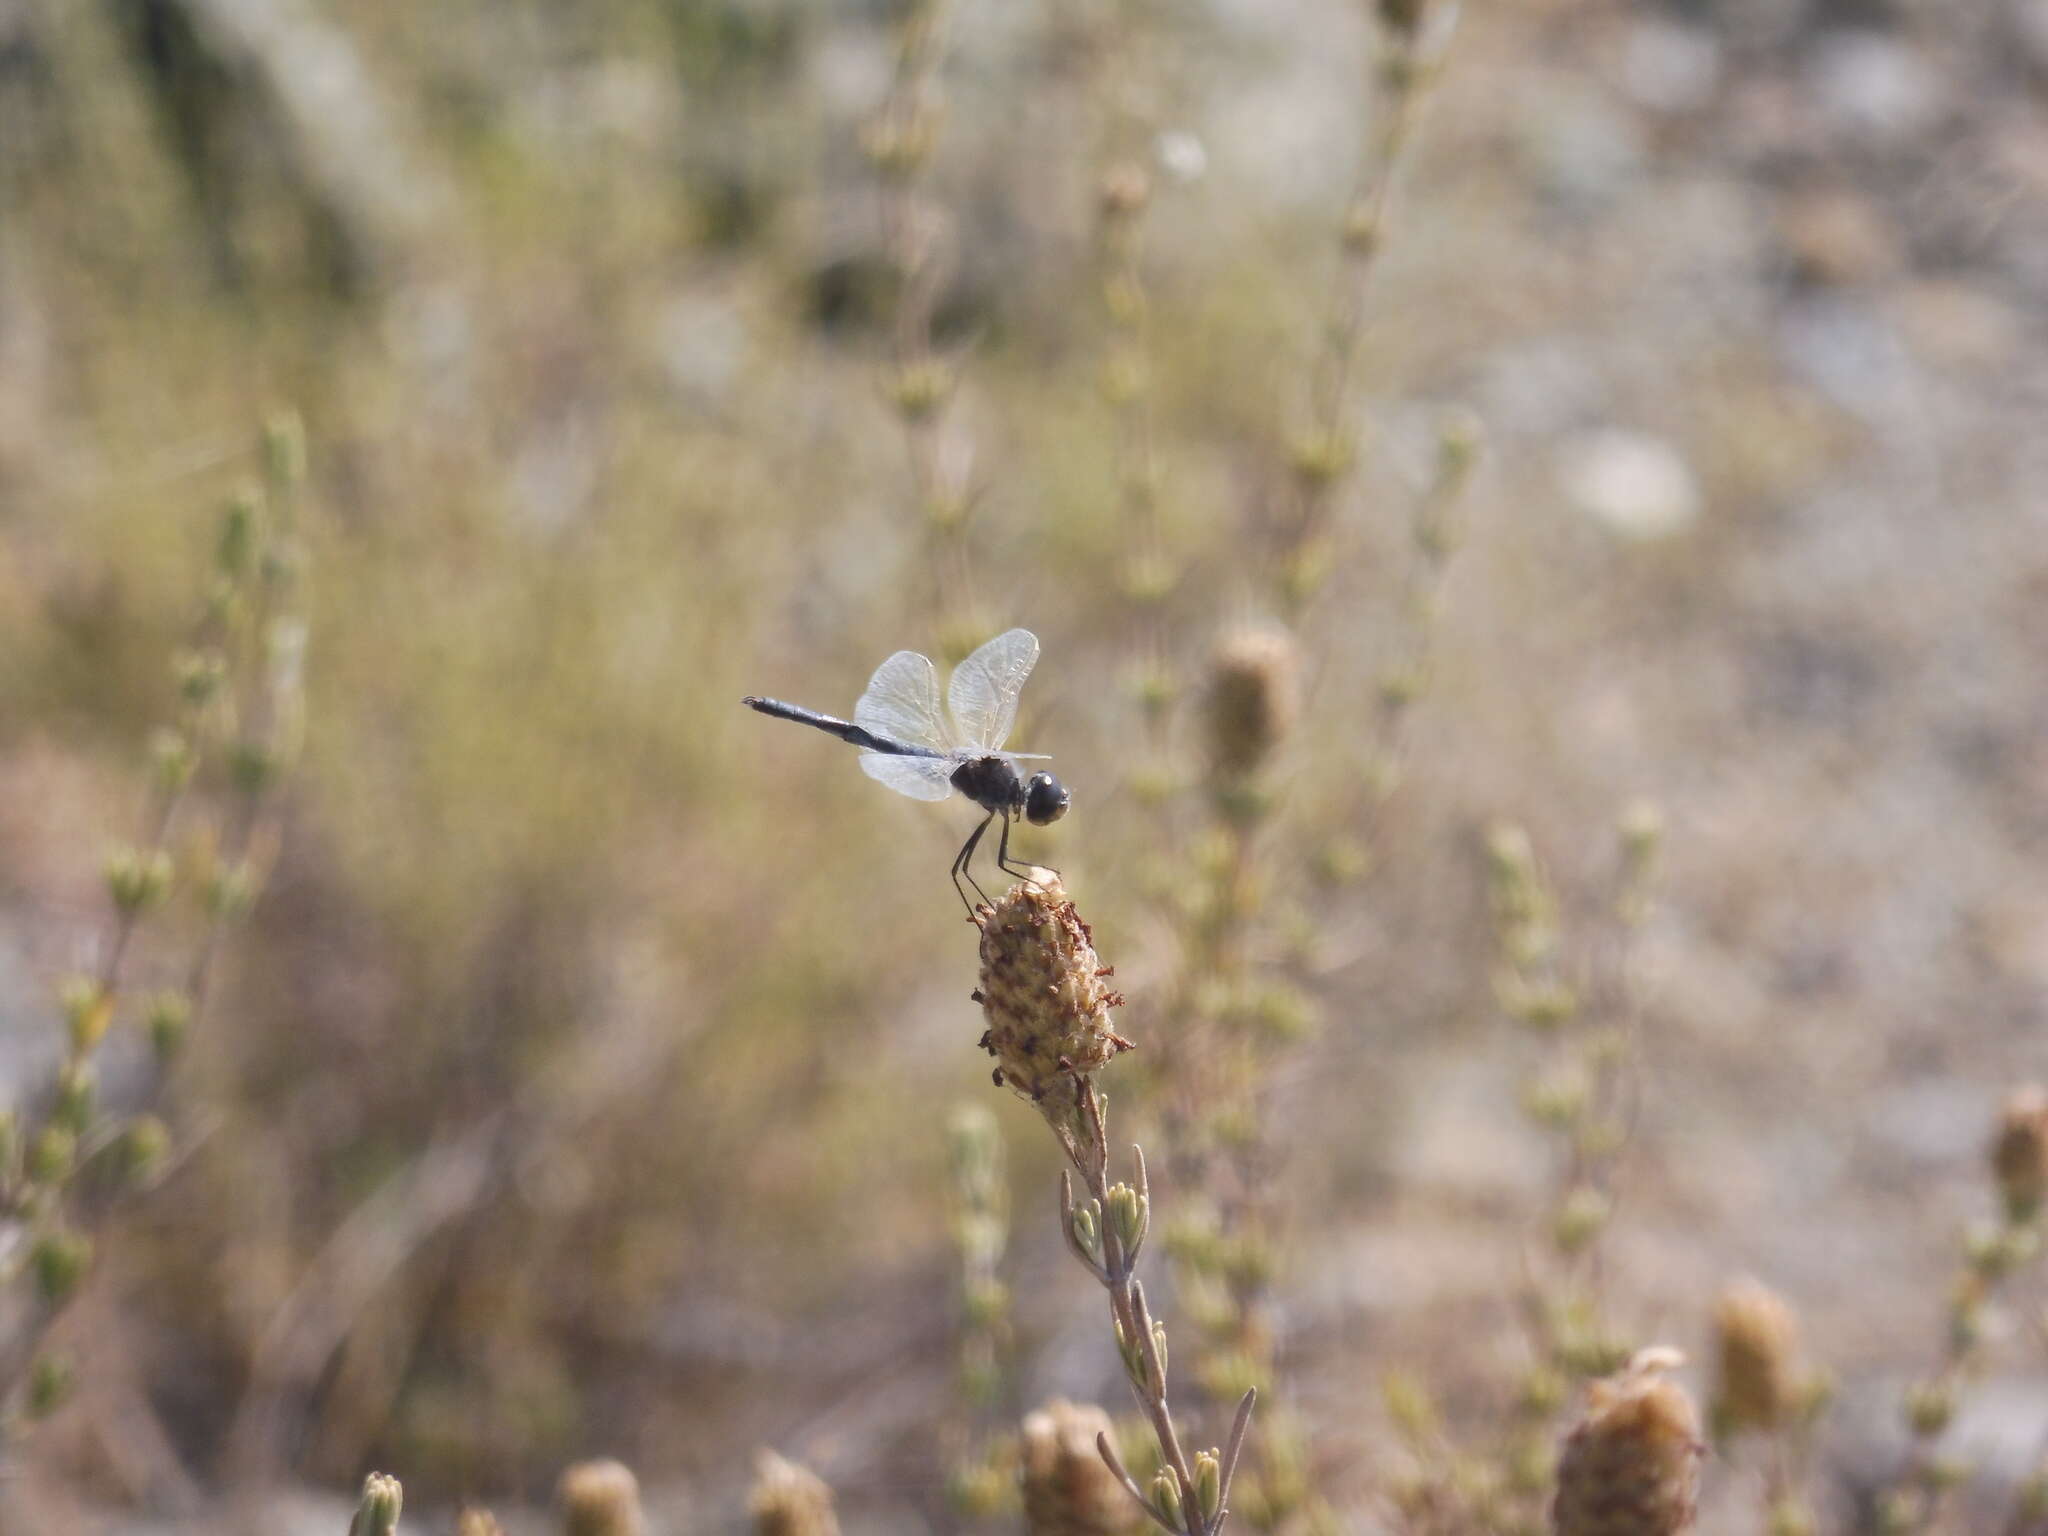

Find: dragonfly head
<box><xmin>1024</xmin><ymin>771</ymin><xmax>1070</xmax><ymax>827</ymax></box>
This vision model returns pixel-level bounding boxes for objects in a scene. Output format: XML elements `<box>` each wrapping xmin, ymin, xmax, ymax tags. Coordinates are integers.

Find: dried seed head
<box><xmin>1552</xmin><ymin>1350</ymin><xmax>1702</xmax><ymax>1536</ymax></box>
<box><xmin>1993</xmin><ymin>1086</ymin><xmax>2048</xmax><ymax>1223</ymax></box>
<box><xmin>750</xmin><ymin>1451</ymin><xmax>841</xmax><ymax>1536</ymax></box>
<box><xmin>1019</xmin><ymin>1400</ymin><xmax>1137</xmax><ymax>1536</ymax></box>
<box><xmin>1712</xmin><ymin>1278</ymin><xmax>1800</xmax><ymax>1436</ymax></box>
<box><xmin>977</xmin><ymin>879</ymin><xmax>1130</xmax><ymax>1121</ymax></box>
<box><xmin>558</xmin><ymin>1458</ymin><xmax>645</xmax><ymax>1536</ymax></box>
<box><xmin>1206</xmin><ymin>625</ymin><xmax>1300</xmax><ymax>780</ymax></box>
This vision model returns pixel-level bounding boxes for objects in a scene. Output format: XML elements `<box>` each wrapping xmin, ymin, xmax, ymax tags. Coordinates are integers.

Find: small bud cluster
<box><xmin>349</xmin><ymin>1473</ymin><xmax>404</xmax><ymax>1536</ymax></box>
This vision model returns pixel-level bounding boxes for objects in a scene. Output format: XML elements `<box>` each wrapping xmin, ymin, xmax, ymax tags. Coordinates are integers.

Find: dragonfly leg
<box><xmin>996</xmin><ymin>810</ymin><xmax>1058</xmax><ymax>886</ymax></box>
<box><xmin>952</xmin><ymin>810</ymin><xmax>997</xmax><ymax>915</ymax></box>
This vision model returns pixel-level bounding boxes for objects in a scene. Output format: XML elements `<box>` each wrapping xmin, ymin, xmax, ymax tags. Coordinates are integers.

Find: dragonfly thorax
<box><xmin>949</xmin><ymin>756</ymin><xmax>1070</xmax><ymax>827</ymax></box>
<box><xmin>950</xmin><ymin>755</ymin><xmax>1027</xmax><ymax>816</ymax></box>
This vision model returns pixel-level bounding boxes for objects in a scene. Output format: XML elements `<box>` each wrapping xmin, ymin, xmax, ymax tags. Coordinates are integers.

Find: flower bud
<box><xmin>149</xmin><ymin>728</ymin><xmax>196</xmax><ymax>793</ymax></box>
<box><xmin>31</xmin><ymin>1230</ymin><xmax>91</xmax><ymax>1307</ymax></box>
<box><xmin>1905</xmin><ymin>1380</ymin><xmax>1954</xmax><ymax>1439</ymax></box>
<box><xmin>1194</xmin><ymin>1450</ymin><xmax>1222</xmax><ymax>1520</ymax></box>
<box><xmin>147</xmin><ymin>991</ymin><xmax>192</xmax><ymax>1059</ymax></box>
<box><xmin>1152</xmin><ymin>1471</ymin><xmax>1183</xmax><ymax>1528</ymax></box>
<box><xmin>28</xmin><ymin>1125</ymin><xmax>76</xmax><ymax>1185</ymax></box>
<box><xmin>119</xmin><ymin>1115</ymin><xmax>172</xmax><ymax>1187</ymax></box>
<box><xmin>105</xmin><ymin>845</ymin><xmax>172</xmax><ymax>916</ymax></box>
<box><xmin>349</xmin><ymin>1473</ymin><xmax>403</xmax><ymax>1536</ymax></box>
<box><xmin>60</xmin><ymin>976</ymin><xmax>112</xmax><ymax>1054</ymax></box>
<box><xmin>174</xmin><ymin>648</ymin><xmax>229</xmax><ymax>708</ymax></box>
<box><xmin>52</xmin><ymin>1059</ymin><xmax>94</xmax><ymax>1134</ymax></box>
<box><xmin>1069</xmin><ymin>1199</ymin><xmax>1103</xmax><ymax>1264</ymax></box>
<box><xmin>1553</xmin><ymin>1186</ymin><xmax>1611</xmax><ymax>1256</ymax></box>
<box><xmin>1105</xmin><ymin>1181</ymin><xmax>1147</xmax><ymax>1255</ymax></box>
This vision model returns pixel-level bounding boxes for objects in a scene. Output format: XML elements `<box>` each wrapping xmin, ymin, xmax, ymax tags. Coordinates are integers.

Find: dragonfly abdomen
<box><xmin>741</xmin><ymin>696</ymin><xmax>943</xmax><ymax>757</ymax></box>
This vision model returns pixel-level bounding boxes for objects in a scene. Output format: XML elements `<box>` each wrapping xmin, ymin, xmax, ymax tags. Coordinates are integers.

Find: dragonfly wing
<box><xmin>947</xmin><ymin>628</ymin><xmax>1038</xmax><ymax>751</ymax></box>
<box><xmin>855</xmin><ymin>650</ymin><xmax>950</xmax><ymax>750</ymax></box>
<box><xmin>859</xmin><ymin>751</ymin><xmax>957</xmax><ymax>801</ymax></box>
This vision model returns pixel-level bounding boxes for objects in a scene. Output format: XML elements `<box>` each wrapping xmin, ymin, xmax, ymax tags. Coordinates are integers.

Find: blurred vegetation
<box><xmin>2</xmin><ymin>0</ymin><xmax>2045</xmax><ymax>1530</ymax></box>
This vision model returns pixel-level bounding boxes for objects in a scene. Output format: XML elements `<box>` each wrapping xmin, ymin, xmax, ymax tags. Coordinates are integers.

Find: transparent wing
<box><xmin>947</xmin><ymin>628</ymin><xmax>1039</xmax><ymax>751</ymax></box>
<box><xmin>859</xmin><ymin>751</ymin><xmax>957</xmax><ymax>801</ymax></box>
<box><xmin>855</xmin><ymin>650</ymin><xmax>950</xmax><ymax>751</ymax></box>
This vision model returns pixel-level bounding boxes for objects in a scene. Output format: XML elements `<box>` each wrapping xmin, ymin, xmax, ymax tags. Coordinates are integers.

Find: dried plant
<box><xmin>1378</xmin><ymin>809</ymin><xmax>1664</xmax><ymax>1531</ymax></box>
<box><xmin>1881</xmin><ymin>1086</ymin><xmax>2048</xmax><ymax>1532</ymax></box>
<box><xmin>0</xmin><ymin>414</ymin><xmax>309</xmax><ymax>1439</ymax></box>
<box><xmin>1710</xmin><ymin>1278</ymin><xmax>1826</xmax><ymax>1534</ymax></box>
<box><xmin>558</xmin><ymin>1458</ymin><xmax>646</xmax><ymax>1536</ymax></box>
<box><xmin>1273</xmin><ymin>0</ymin><xmax>1458</xmax><ymax>620</ymax></box>
<box><xmin>1487</xmin><ymin>810</ymin><xmax>1662</xmax><ymax>1376</ymax></box>
<box><xmin>946</xmin><ymin>1102</ymin><xmax>1018</xmax><ymax>1517</ymax></box>
<box><xmin>866</xmin><ymin>0</ymin><xmax>980</xmax><ymax>651</ymax></box>
<box><xmin>1022</xmin><ymin>1399</ymin><xmax>1144</xmax><ymax>1536</ymax></box>
<box><xmin>1549</xmin><ymin>1349</ymin><xmax>1702</xmax><ymax>1536</ymax></box>
<box><xmin>976</xmin><ymin>875</ymin><xmax>1256</xmax><ymax>1536</ymax></box>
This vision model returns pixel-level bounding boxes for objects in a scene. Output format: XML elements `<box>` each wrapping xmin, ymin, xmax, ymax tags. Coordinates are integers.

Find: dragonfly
<box><xmin>743</xmin><ymin>628</ymin><xmax>1070</xmax><ymax>913</ymax></box>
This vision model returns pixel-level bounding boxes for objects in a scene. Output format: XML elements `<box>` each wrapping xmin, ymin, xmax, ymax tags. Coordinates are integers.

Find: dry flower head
<box><xmin>1712</xmin><ymin>1277</ymin><xmax>1800</xmax><ymax>1436</ymax></box>
<box><xmin>1552</xmin><ymin>1349</ymin><xmax>1702</xmax><ymax>1536</ymax></box>
<box><xmin>1205</xmin><ymin>625</ymin><xmax>1300</xmax><ymax>781</ymax></box>
<box><xmin>558</xmin><ymin>1458</ymin><xmax>646</xmax><ymax>1536</ymax></box>
<box><xmin>1993</xmin><ymin>1085</ymin><xmax>2048</xmax><ymax>1223</ymax></box>
<box><xmin>1020</xmin><ymin>1399</ymin><xmax>1140</xmax><ymax>1536</ymax></box>
<box><xmin>976</xmin><ymin>877</ymin><xmax>1131</xmax><ymax>1122</ymax></box>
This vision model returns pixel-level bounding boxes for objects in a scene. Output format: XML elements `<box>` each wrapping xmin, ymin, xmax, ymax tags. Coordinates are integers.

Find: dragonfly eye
<box><xmin>1025</xmin><ymin>772</ymin><xmax>1070</xmax><ymax>826</ymax></box>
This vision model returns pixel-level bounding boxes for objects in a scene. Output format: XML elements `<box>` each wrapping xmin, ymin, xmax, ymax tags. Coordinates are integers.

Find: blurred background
<box><xmin>1</xmin><ymin>0</ymin><xmax>2046</xmax><ymax>1530</ymax></box>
